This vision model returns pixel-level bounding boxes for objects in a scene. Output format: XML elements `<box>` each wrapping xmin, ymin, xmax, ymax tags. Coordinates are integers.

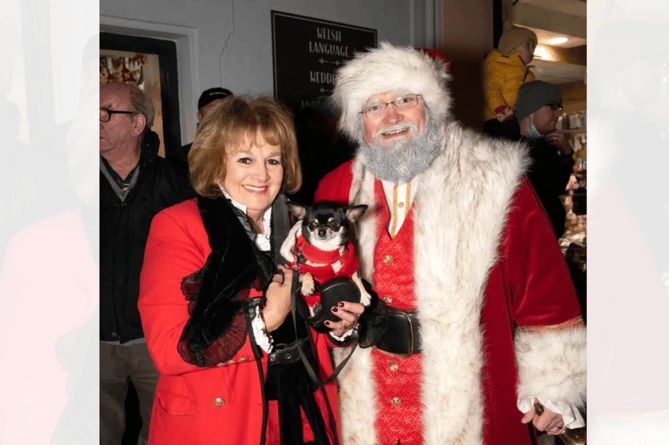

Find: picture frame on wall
<box><xmin>100</xmin><ymin>32</ymin><xmax>181</xmax><ymax>158</ymax></box>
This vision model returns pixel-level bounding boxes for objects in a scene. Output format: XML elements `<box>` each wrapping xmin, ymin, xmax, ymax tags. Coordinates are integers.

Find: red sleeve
<box><xmin>138</xmin><ymin>201</ymin><xmax>259</xmax><ymax>374</ymax></box>
<box><xmin>500</xmin><ymin>177</ymin><xmax>582</xmax><ymax>328</ymax></box>
<box><xmin>314</xmin><ymin>159</ymin><xmax>355</xmax><ymax>205</ymax></box>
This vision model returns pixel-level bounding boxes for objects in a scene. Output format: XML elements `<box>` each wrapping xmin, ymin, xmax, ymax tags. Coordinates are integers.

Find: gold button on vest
<box><xmin>383</xmin><ymin>255</ymin><xmax>393</xmax><ymax>264</ymax></box>
<box><xmin>213</xmin><ymin>397</ymin><xmax>225</xmax><ymax>407</ymax></box>
<box><xmin>391</xmin><ymin>397</ymin><xmax>401</xmax><ymax>405</ymax></box>
<box><xmin>389</xmin><ymin>362</ymin><xmax>398</xmax><ymax>371</ymax></box>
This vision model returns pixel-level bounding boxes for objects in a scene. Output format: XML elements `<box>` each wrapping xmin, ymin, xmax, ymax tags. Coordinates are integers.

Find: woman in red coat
<box><xmin>138</xmin><ymin>96</ymin><xmax>348</xmax><ymax>444</ymax></box>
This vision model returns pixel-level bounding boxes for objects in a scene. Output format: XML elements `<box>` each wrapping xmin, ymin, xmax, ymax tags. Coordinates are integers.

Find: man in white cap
<box><xmin>315</xmin><ymin>42</ymin><xmax>585</xmax><ymax>445</ymax></box>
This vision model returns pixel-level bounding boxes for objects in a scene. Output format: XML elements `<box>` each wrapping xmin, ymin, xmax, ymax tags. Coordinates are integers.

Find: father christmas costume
<box><xmin>314</xmin><ymin>43</ymin><xmax>586</xmax><ymax>445</ymax></box>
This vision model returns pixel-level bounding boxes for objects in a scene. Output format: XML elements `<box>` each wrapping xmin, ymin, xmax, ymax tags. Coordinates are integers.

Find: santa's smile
<box><xmin>376</xmin><ymin>123</ymin><xmax>415</xmax><ymax>142</ymax></box>
<box><xmin>381</xmin><ymin>127</ymin><xmax>410</xmax><ymax>137</ymax></box>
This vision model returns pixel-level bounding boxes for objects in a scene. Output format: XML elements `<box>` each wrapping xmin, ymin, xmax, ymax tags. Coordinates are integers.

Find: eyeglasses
<box><xmin>548</xmin><ymin>102</ymin><xmax>563</xmax><ymax>112</ymax></box>
<box><xmin>360</xmin><ymin>94</ymin><xmax>422</xmax><ymax>119</ymax></box>
<box><xmin>100</xmin><ymin>108</ymin><xmax>138</xmax><ymax>122</ymax></box>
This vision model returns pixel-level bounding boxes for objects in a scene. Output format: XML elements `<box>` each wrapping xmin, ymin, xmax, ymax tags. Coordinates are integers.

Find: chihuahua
<box><xmin>281</xmin><ymin>200</ymin><xmax>371</xmax><ymax>320</ymax></box>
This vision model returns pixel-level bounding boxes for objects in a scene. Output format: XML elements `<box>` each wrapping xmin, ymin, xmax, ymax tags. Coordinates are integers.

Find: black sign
<box><xmin>271</xmin><ymin>11</ymin><xmax>377</xmax><ymax>112</ymax></box>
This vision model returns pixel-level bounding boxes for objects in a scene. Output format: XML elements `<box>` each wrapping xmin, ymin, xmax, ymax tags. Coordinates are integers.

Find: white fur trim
<box><xmin>515</xmin><ymin>325</ymin><xmax>587</xmax><ymax>407</ymax></box>
<box><xmin>279</xmin><ymin>221</ymin><xmax>302</xmax><ymax>263</ymax></box>
<box><xmin>332</xmin><ymin>347</ymin><xmax>377</xmax><ymax>444</ymax></box>
<box><xmin>333</xmin><ymin>42</ymin><xmax>452</xmax><ymax>144</ymax></box>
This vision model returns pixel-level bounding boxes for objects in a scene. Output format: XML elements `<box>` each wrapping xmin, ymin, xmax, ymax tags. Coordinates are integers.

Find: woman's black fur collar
<box><xmin>180</xmin><ymin>196</ymin><xmax>261</xmax><ymax>365</ymax></box>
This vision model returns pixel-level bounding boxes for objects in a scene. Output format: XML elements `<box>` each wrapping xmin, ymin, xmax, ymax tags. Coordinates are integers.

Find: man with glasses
<box><xmin>100</xmin><ymin>82</ymin><xmax>192</xmax><ymax>445</ymax></box>
<box><xmin>515</xmin><ymin>80</ymin><xmax>575</xmax><ymax>239</ymax></box>
<box><xmin>314</xmin><ymin>43</ymin><xmax>585</xmax><ymax>445</ymax></box>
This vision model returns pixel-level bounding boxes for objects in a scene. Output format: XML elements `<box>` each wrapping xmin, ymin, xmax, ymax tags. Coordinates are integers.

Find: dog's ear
<box><xmin>286</xmin><ymin>200</ymin><xmax>308</xmax><ymax>220</ymax></box>
<box><xmin>345</xmin><ymin>204</ymin><xmax>368</xmax><ymax>223</ymax></box>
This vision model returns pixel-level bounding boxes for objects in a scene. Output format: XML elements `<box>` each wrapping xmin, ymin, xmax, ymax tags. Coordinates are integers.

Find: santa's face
<box><xmin>362</xmin><ymin>91</ymin><xmax>426</xmax><ymax>148</ymax></box>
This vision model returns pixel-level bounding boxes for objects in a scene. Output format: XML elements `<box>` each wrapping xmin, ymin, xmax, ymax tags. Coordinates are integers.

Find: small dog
<box><xmin>281</xmin><ymin>200</ymin><xmax>371</xmax><ymax>320</ymax></box>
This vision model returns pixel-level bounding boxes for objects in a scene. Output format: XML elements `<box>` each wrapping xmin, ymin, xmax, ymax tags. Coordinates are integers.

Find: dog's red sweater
<box><xmin>289</xmin><ymin>235</ymin><xmax>359</xmax><ymax>308</ymax></box>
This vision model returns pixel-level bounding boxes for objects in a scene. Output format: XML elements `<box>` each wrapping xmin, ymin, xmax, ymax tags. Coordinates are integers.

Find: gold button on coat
<box><xmin>213</xmin><ymin>397</ymin><xmax>225</xmax><ymax>407</ymax></box>
<box><xmin>382</xmin><ymin>296</ymin><xmax>393</xmax><ymax>304</ymax></box>
<box><xmin>391</xmin><ymin>397</ymin><xmax>401</xmax><ymax>405</ymax></box>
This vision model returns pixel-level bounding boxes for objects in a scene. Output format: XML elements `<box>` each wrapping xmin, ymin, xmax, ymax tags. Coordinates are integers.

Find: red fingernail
<box><xmin>338</xmin><ymin>302</ymin><xmax>345</xmax><ymax>307</ymax></box>
<box><xmin>332</xmin><ymin>307</ymin><xmax>338</xmax><ymax>312</ymax></box>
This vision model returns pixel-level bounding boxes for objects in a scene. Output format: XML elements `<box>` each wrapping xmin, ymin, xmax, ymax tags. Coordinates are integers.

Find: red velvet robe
<box><xmin>315</xmin><ymin>155</ymin><xmax>584</xmax><ymax>445</ymax></box>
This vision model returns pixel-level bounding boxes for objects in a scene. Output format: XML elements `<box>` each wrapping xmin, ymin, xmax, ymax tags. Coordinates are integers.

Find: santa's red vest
<box><xmin>371</xmin><ymin>180</ymin><xmax>423</xmax><ymax>444</ymax></box>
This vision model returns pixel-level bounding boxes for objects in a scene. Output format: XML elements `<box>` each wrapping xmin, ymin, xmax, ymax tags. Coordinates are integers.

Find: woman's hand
<box><xmin>262</xmin><ymin>265</ymin><xmax>293</xmax><ymax>332</ymax></box>
<box><xmin>325</xmin><ymin>301</ymin><xmax>366</xmax><ymax>337</ymax></box>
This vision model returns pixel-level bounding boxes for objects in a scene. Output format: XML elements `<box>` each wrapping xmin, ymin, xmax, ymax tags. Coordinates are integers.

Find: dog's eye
<box><xmin>328</xmin><ymin>221</ymin><xmax>341</xmax><ymax>231</ymax></box>
<box><xmin>308</xmin><ymin>222</ymin><xmax>318</xmax><ymax>231</ymax></box>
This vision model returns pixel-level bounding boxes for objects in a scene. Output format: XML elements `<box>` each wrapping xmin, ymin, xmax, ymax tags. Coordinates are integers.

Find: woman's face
<box><xmin>222</xmin><ymin>133</ymin><xmax>284</xmax><ymax>221</ymax></box>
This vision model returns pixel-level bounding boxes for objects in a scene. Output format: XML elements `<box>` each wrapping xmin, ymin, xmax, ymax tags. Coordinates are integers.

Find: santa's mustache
<box><xmin>373</xmin><ymin>122</ymin><xmax>420</xmax><ymax>145</ymax></box>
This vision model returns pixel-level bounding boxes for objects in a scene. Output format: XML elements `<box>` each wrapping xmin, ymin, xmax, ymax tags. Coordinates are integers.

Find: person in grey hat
<box><xmin>170</xmin><ymin>87</ymin><xmax>234</xmax><ymax>169</ymax></box>
<box><xmin>516</xmin><ymin>80</ymin><xmax>575</xmax><ymax>239</ymax></box>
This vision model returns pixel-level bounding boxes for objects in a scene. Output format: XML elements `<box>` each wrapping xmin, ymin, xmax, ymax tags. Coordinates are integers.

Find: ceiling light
<box><xmin>547</xmin><ymin>37</ymin><xmax>568</xmax><ymax>45</ymax></box>
<box><xmin>533</xmin><ymin>46</ymin><xmax>553</xmax><ymax>61</ymax></box>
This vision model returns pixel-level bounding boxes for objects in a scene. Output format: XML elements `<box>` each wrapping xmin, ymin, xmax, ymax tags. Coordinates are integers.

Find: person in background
<box><xmin>138</xmin><ymin>96</ymin><xmax>347</xmax><ymax>444</ymax></box>
<box><xmin>482</xmin><ymin>24</ymin><xmax>537</xmax><ymax>138</ymax></box>
<box><xmin>170</xmin><ymin>87</ymin><xmax>233</xmax><ymax>169</ymax></box>
<box><xmin>100</xmin><ymin>82</ymin><xmax>192</xmax><ymax>445</ymax></box>
<box><xmin>515</xmin><ymin>80</ymin><xmax>574</xmax><ymax>239</ymax></box>
<box><xmin>314</xmin><ymin>42</ymin><xmax>585</xmax><ymax>445</ymax></box>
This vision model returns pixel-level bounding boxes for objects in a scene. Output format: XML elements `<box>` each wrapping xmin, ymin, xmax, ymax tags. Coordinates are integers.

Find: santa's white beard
<box><xmin>358</xmin><ymin>119</ymin><xmax>441</xmax><ymax>183</ymax></box>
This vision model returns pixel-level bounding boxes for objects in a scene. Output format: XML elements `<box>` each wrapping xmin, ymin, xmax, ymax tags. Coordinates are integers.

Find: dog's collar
<box><xmin>295</xmin><ymin>236</ymin><xmax>345</xmax><ymax>264</ymax></box>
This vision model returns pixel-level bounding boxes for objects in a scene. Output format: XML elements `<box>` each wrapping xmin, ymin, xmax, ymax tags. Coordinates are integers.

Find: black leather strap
<box><xmin>375</xmin><ymin>307</ymin><xmax>421</xmax><ymax>357</ymax></box>
<box><xmin>269</xmin><ymin>339</ymin><xmax>309</xmax><ymax>366</ymax></box>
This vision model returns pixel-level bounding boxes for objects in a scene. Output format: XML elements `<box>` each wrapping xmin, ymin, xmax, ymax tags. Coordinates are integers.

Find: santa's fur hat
<box><xmin>332</xmin><ymin>41</ymin><xmax>452</xmax><ymax>144</ymax></box>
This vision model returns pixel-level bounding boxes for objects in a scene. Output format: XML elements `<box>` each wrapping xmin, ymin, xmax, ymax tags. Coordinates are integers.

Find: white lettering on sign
<box><xmin>308</xmin><ymin>41</ymin><xmax>349</xmax><ymax>57</ymax></box>
<box><xmin>316</xmin><ymin>27</ymin><xmax>342</xmax><ymax>42</ymax></box>
<box><xmin>309</xmin><ymin>71</ymin><xmax>336</xmax><ymax>84</ymax></box>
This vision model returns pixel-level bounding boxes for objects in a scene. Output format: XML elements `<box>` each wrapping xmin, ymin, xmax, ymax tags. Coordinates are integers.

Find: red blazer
<box><xmin>139</xmin><ymin>198</ymin><xmax>339</xmax><ymax>444</ymax></box>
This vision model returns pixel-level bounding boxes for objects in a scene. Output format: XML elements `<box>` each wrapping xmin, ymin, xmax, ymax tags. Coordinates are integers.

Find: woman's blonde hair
<box><xmin>189</xmin><ymin>96</ymin><xmax>302</xmax><ymax>198</ymax></box>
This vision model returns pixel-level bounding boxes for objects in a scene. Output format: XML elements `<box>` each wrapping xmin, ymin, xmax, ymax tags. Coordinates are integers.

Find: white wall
<box><xmin>101</xmin><ymin>0</ymin><xmax>439</xmax><ymax>144</ymax></box>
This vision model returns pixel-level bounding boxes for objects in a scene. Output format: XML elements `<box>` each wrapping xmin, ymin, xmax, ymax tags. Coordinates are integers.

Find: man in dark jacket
<box><xmin>516</xmin><ymin>80</ymin><xmax>575</xmax><ymax>239</ymax></box>
<box><xmin>100</xmin><ymin>82</ymin><xmax>192</xmax><ymax>445</ymax></box>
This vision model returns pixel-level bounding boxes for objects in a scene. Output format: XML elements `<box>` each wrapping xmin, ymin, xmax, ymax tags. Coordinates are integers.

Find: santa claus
<box><xmin>314</xmin><ymin>42</ymin><xmax>586</xmax><ymax>445</ymax></box>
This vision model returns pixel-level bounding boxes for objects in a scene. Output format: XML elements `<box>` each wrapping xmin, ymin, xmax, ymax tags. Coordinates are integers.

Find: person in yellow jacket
<box><xmin>483</xmin><ymin>25</ymin><xmax>537</xmax><ymax>138</ymax></box>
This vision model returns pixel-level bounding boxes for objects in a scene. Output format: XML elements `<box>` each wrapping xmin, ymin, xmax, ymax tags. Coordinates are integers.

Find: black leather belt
<box><xmin>268</xmin><ymin>339</ymin><xmax>308</xmax><ymax>366</ymax></box>
<box><xmin>375</xmin><ymin>307</ymin><xmax>421</xmax><ymax>357</ymax></box>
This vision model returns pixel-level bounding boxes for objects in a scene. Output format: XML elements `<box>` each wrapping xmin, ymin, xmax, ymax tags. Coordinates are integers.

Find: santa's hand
<box><xmin>521</xmin><ymin>400</ymin><xmax>566</xmax><ymax>435</ymax></box>
<box><xmin>325</xmin><ymin>301</ymin><xmax>365</xmax><ymax>337</ymax></box>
